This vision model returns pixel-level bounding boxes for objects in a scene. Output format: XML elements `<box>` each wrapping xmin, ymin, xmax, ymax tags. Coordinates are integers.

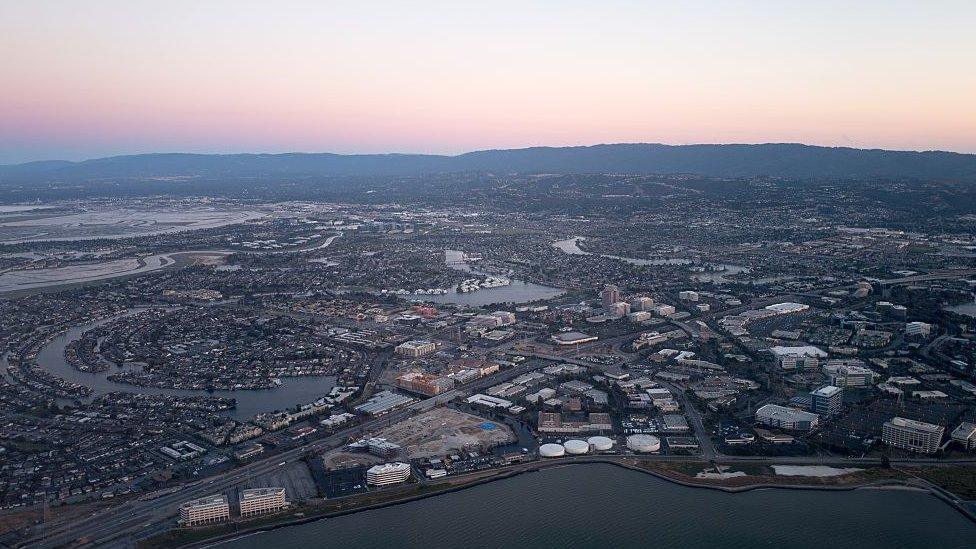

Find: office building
<box><xmin>882</xmin><ymin>417</ymin><xmax>944</xmax><ymax>454</ymax></box>
<box><xmin>239</xmin><ymin>487</ymin><xmax>288</xmax><ymax>518</ymax></box>
<box><xmin>905</xmin><ymin>321</ymin><xmax>932</xmax><ymax>338</ymax></box>
<box><xmin>755</xmin><ymin>404</ymin><xmax>819</xmax><ymax>431</ymax></box>
<box><xmin>951</xmin><ymin>422</ymin><xmax>976</xmax><ymax>451</ymax></box>
<box><xmin>366</xmin><ymin>462</ymin><xmax>412</xmax><ymax>486</ymax></box>
<box><xmin>810</xmin><ymin>385</ymin><xmax>843</xmax><ymax>417</ymax></box>
<box><xmin>822</xmin><ymin>360</ymin><xmax>876</xmax><ymax>388</ymax></box>
<box><xmin>600</xmin><ymin>285</ymin><xmax>621</xmax><ymax>308</ymax></box>
<box><xmin>179</xmin><ymin>494</ymin><xmax>230</xmax><ymax>527</ymax></box>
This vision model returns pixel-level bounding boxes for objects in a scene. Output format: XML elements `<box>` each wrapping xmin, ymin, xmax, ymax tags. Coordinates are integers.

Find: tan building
<box><xmin>395</xmin><ymin>340</ymin><xmax>436</xmax><ymax>357</ymax></box>
<box><xmin>179</xmin><ymin>494</ymin><xmax>230</xmax><ymax>527</ymax></box>
<box><xmin>395</xmin><ymin>372</ymin><xmax>455</xmax><ymax>396</ymax></box>
<box><xmin>239</xmin><ymin>487</ymin><xmax>288</xmax><ymax>518</ymax></box>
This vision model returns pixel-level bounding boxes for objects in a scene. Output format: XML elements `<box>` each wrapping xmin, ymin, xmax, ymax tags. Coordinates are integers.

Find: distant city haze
<box><xmin>2</xmin><ymin>0</ymin><xmax>975</xmax><ymax>163</ymax></box>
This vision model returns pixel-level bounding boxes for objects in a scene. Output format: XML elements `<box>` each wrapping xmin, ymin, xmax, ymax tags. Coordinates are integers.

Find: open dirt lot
<box><xmin>375</xmin><ymin>407</ymin><xmax>515</xmax><ymax>458</ymax></box>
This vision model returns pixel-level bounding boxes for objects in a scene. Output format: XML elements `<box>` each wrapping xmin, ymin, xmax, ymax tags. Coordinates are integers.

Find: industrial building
<box><xmin>551</xmin><ymin>331</ymin><xmax>598</xmax><ymax>346</ymax></box>
<box><xmin>366</xmin><ymin>462</ymin><xmax>412</xmax><ymax>486</ymax></box>
<box><xmin>179</xmin><ymin>494</ymin><xmax>230</xmax><ymax>527</ymax></box>
<box><xmin>755</xmin><ymin>404</ymin><xmax>819</xmax><ymax>431</ymax></box>
<box><xmin>354</xmin><ymin>390</ymin><xmax>415</xmax><ymax>416</ymax></box>
<box><xmin>882</xmin><ymin>417</ymin><xmax>944</xmax><ymax>454</ymax></box>
<box><xmin>537</xmin><ymin>412</ymin><xmax>612</xmax><ymax>434</ymax></box>
<box><xmin>239</xmin><ymin>487</ymin><xmax>288</xmax><ymax>518</ymax></box>
<box><xmin>626</xmin><ymin>434</ymin><xmax>661</xmax><ymax>453</ymax></box>
<box><xmin>539</xmin><ymin>443</ymin><xmax>566</xmax><ymax>458</ymax></box>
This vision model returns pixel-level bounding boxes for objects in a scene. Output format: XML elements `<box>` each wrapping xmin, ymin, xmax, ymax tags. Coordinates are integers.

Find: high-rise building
<box><xmin>366</xmin><ymin>462</ymin><xmax>412</xmax><ymax>486</ymax></box>
<box><xmin>239</xmin><ymin>487</ymin><xmax>288</xmax><ymax>518</ymax></box>
<box><xmin>179</xmin><ymin>494</ymin><xmax>230</xmax><ymax>526</ymax></box>
<box><xmin>882</xmin><ymin>417</ymin><xmax>944</xmax><ymax>454</ymax></box>
<box><xmin>600</xmin><ymin>285</ymin><xmax>621</xmax><ymax>308</ymax></box>
<box><xmin>809</xmin><ymin>385</ymin><xmax>843</xmax><ymax>416</ymax></box>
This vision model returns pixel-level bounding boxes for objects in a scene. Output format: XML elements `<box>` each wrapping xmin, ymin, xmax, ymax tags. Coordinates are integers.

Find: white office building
<box><xmin>755</xmin><ymin>404</ymin><xmax>820</xmax><ymax>431</ymax></box>
<box><xmin>882</xmin><ymin>417</ymin><xmax>944</xmax><ymax>454</ymax></box>
<box><xmin>239</xmin><ymin>487</ymin><xmax>288</xmax><ymax>518</ymax></box>
<box><xmin>179</xmin><ymin>494</ymin><xmax>230</xmax><ymax>527</ymax></box>
<box><xmin>366</xmin><ymin>462</ymin><xmax>412</xmax><ymax>486</ymax></box>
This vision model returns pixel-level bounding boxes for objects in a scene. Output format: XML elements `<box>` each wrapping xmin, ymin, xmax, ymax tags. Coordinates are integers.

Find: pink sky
<box><xmin>2</xmin><ymin>1</ymin><xmax>975</xmax><ymax>163</ymax></box>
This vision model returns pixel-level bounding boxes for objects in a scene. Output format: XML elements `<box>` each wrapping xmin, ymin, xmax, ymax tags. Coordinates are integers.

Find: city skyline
<box><xmin>3</xmin><ymin>0</ymin><xmax>975</xmax><ymax>163</ymax></box>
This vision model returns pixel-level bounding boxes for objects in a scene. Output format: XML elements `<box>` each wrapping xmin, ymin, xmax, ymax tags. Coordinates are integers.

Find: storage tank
<box><xmin>539</xmin><ymin>443</ymin><xmax>566</xmax><ymax>458</ymax></box>
<box><xmin>587</xmin><ymin>436</ymin><xmax>614</xmax><ymax>451</ymax></box>
<box><xmin>626</xmin><ymin>434</ymin><xmax>661</xmax><ymax>453</ymax></box>
<box><xmin>562</xmin><ymin>439</ymin><xmax>589</xmax><ymax>455</ymax></box>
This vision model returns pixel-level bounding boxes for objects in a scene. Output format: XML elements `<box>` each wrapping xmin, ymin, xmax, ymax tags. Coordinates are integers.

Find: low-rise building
<box><xmin>755</xmin><ymin>404</ymin><xmax>819</xmax><ymax>431</ymax></box>
<box><xmin>366</xmin><ymin>462</ymin><xmax>412</xmax><ymax>486</ymax></box>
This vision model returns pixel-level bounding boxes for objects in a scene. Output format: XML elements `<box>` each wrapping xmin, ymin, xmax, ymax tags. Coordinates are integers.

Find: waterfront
<box><xmin>552</xmin><ymin>237</ymin><xmax>750</xmax><ymax>283</ymax></box>
<box><xmin>946</xmin><ymin>299</ymin><xmax>976</xmax><ymax>319</ymax></box>
<box><xmin>422</xmin><ymin>250</ymin><xmax>565</xmax><ymax>306</ymax></box>
<box><xmin>220</xmin><ymin>463</ymin><xmax>975</xmax><ymax>549</ymax></box>
<box><xmin>30</xmin><ymin>313</ymin><xmax>337</xmax><ymax>419</ymax></box>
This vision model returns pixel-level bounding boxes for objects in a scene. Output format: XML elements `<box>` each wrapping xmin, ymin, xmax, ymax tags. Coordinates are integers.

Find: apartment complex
<box><xmin>395</xmin><ymin>371</ymin><xmax>455</xmax><ymax>396</ymax></box>
<box><xmin>395</xmin><ymin>340</ymin><xmax>436</xmax><ymax>357</ymax></box>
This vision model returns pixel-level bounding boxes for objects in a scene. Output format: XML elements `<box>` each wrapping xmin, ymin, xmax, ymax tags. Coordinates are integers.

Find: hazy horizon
<box><xmin>3</xmin><ymin>1</ymin><xmax>975</xmax><ymax>164</ymax></box>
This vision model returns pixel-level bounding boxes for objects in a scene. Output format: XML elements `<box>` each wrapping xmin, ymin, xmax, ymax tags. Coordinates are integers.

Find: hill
<box><xmin>2</xmin><ymin>143</ymin><xmax>975</xmax><ymax>182</ymax></box>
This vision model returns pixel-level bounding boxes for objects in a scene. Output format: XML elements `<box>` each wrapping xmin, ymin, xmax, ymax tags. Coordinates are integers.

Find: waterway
<box><xmin>221</xmin><ymin>463</ymin><xmax>975</xmax><ymax>549</ymax></box>
<box><xmin>946</xmin><ymin>299</ymin><xmax>976</xmax><ymax>319</ymax></box>
<box><xmin>552</xmin><ymin>237</ymin><xmax>751</xmax><ymax>284</ymax></box>
<box><xmin>29</xmin><ymin>311</ymin><xmax>336</xmax><ymax>419</ymax></box>
<box><xmin>420</xmin><ymin>250</ymin><xmax>565</xmax><ymax>307</ymax></box>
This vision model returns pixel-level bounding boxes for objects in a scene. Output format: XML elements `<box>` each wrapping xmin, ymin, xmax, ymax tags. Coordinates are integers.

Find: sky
<box><xmin>2</xmin><ymin>0</ymin><xmax>975</xmax><ymax>164</ymax></box>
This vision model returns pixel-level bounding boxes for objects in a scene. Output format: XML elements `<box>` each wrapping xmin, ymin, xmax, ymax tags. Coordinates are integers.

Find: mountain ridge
<box><xmin>3</xmin><ymin>143</ymin><xmax>976</xmax><ymax>182</ymax></box>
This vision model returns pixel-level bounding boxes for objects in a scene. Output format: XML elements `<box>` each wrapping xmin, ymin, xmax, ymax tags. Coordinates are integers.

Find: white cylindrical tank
<box><xmin>539</xmin><ymin>443</ymin><xmax>566</xmax><ymax>458</ymax></box>
<box><xmin>626</xmin><ymin>434</ymin><xmax>661</xmax><ymax>453</ymax></box>
<box><xmin>587</xmin><ymin>436</ymin><xmax>614</xmax><ymax>451</ymax></box>
<box><xmin>563</xmin><ymin>439</ymin><xmax>589</xmax><ymax>455</ymax></box>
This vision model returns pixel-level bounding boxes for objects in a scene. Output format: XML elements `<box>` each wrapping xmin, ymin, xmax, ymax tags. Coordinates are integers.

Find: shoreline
<box><xmin>151</xmin><ymin>457</ymin><xmax>976</xmax><ymax>549</ymax></box>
